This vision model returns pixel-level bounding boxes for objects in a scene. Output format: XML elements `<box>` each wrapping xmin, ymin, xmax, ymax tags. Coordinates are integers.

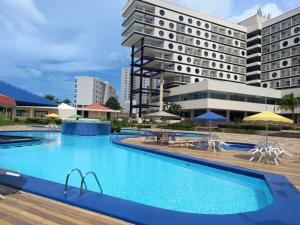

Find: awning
<box><xmin>0</xmin><ymin>94</ymin><xmax>16</xmax><ymax>107</ymax></box>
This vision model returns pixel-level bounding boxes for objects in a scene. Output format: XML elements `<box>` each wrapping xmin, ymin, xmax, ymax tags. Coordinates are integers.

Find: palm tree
<box><xmin>166</xmin><ymin>103</ymin><xmax>182</xmax><ymax>116</ymax></box>
<box><xmin>279</xmin><ymin>93</ymin><xmax>300</xmax><ymax>124</ymax></box>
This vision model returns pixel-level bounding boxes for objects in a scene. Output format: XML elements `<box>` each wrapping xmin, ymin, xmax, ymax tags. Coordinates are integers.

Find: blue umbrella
<box><xmin>194</xmin><ymin>112</ymin><xmax>227</xmax><ymax>134</ymax></box>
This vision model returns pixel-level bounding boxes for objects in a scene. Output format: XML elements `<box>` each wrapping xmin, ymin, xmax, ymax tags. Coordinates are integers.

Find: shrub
<box><xmin>24</xmin><ymin>118</ymin><xmax>61</xmax><ymax>125</ymax></box>
<box><xmin>166</xmin><ymin>119</ymin><xmax>195</xmax><ymax>130</ymax></box>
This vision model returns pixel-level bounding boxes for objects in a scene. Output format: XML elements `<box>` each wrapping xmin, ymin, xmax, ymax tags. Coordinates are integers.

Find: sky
<box><xmin>0</xmin><ymin>0</ymin><xmax>299</xmax><ymax>101</ymax></box>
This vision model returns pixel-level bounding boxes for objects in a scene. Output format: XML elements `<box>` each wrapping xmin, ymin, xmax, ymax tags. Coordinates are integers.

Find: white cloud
<box><xmin>229</xmin><ymin>3</ymin><xmax>284</xmax><ymax>23</ymax></box>
<box><xmin>169</xmin><ymin>0</ymin><xmax>232</xmax><ymax>19</ymax></box>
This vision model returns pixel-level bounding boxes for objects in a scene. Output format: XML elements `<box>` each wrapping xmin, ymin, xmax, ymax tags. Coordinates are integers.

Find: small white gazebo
<box><xmin>58</xmin><ymin>103</ymin><xmax>76</xmax><ymax>120</ymax></box>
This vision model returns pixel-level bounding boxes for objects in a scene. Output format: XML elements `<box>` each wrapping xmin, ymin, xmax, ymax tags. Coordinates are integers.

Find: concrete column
<box><xmin>190</xmin><ymin>110</ymin><xmax>195</xmax><ymax>119</ymax></box>
<box><xmin>30</xmin><ymin>108</ymin><xmax>34</xmax><ymax>118</ymax></box>
<box><xmin>159</xmin><ymin>72</ymin><xmax>164</xmax><ymax>112</ymax></box>
<box><xmin>226</xmin><ymin>110</ymin><xmax>230</xmax><ymax>121</ymax></box>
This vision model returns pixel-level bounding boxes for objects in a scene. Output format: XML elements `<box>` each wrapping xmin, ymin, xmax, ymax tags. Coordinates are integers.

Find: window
<box><xmin>169</xmin><ymin>33</ymin><xmax>174</xmax><ymax>39</ymax></box>
<box><xmin>219</xmin><ymin>63</ymin><xmax>224</xmax><ymax>68</ymax></box>
<box><xmin>282</xmin><ymin>41</ymin><xmax>288</xmax><ymax>47</ymax></box>
<box><xmin>16</xmin><ymin>110</ymin><xmax>29</xmax><ymax>117</ymax></box>
<box><xmin>228</xmin><ymin>30</ymin><xmax>232</xmax><ymax>35</ymax></box>
<box><xmin>188</xmin><ymin>28</ymin><xmax>192</xmax><ymax>34</ymax></box>
<box><xmin>205</xmin><ymin>23</ymin><xmax>209</xmax><ymax>29</ymax></box>
<box><xmin>186</xmin><ymin>67</ymin><xmax>191</xmax><ymax>72</ymax></box>
<box><xmin>204</xmin><ymin>42</ymin><xmax>209</xmax><ymax>47</ymax></box>
<box><xmin>178</xmin><ymin>45</ymin><xmax>183</xmax><ymax>51</ymax></box>
<box><xmin>188</xmin><ymin>18</ymin><xmax>193</xmax><ymax>24</ymax></box>
<box><xmin>159</xmin><ymin>20</ymin><xmax>164</xmax><ymax>26</ymax></box>
<box><xmin>179</xmin><ymin>15</ymin><xmax>184</xmax><ymax>21</ymax></box>
<box><xmin>212</xmin><ymin>44</ymin><xmax>217</xmax><ymax>49</ymax></box>
<box><xmin>272</xmin><ymin>72</ymin><xmax>277</xmax><ymax>78</ymax></box>
<box><xmin>195</xmin><ymin>69</ymin><xmax>200</xmax><ymax>74</ymax></box>
<box><xmin>262</xmin><ymin>83</ymin><xmax>267</xmax><ymax>88</ymax></box>
<box><xmin>159</xmin><ymin>10</ymin><xmax>165</xmax><ymax>16</ymax></box>
<box><xmin>197</xmin><ymin>21</ymin><xmax>201</xmax><ymax>26</ymax></box>
<box><xmin>220</xmin><ymin>54</ymin><xmax>224</xmax><ymax>60</ymax></box>
<box><xmin>234</xmin><ymin>75</ymin><xmax>238</xmax><ymax>80</ymax></box>
<box><xmin>195</xmin><ymin>78</ymin><xmax>199</xmax><ymax>82</ymax></box>
<box><xmin>196</xmin><ymin>30</ymin><xmax>201</xmax><ymax>36</ymax></box>
<box><xmin>177</xmin><ymin>65</ymin><xmax>182</xmax><ymax>71</ymax></box>
<box><xmin>204</xmin><ymin>51</ymin><xmax>208</xmax><ymax>57</ymax></box>
<box><xmin>235</xmin><ymin>40</ymin><xmax>239</xmax><ymax>46</ymax></box>
<box><xmin>34</xmin><ymin>111</ymin><xmax>48</xmax><ymax>118</ymax></box>
<box><xmin>219</xmin><ymin>72</ymin><xmax>223</xmax><ymax>78</ymax></box>
<box><xmin>212</xmin><ymin>53</ymin><xmax>216</xmax><ymax>58</ymax></box>
<box><xmin>212</xmin><ymin>62</ymin><xmax>216</xmax><ymax>67</ymax></box>
<box><xmin>294</xmin><ymin>27</ymin><xmax>300</xmax><ymax>33</ymax></box>
<box><xmin>241</xmin><ymin>51</ymin><xmax>245</xmax><ymax>56</ymax></box>
<box><xmin>159</xmin><ymin>31</ymin><xmax>164</xmax><ymax>37</ymax></box>
<box><xmin>187</xmin><ymin>57</ymin><xmax>192</xmax><ymax>63</ymax></box>
<box><xmin>294</xmin><ymin>37</ymin><xmax>300</xmax><ymax>44</ymax></box>
<box><xmin>205</xmin><ymin>32</ymin><xmax>209</xmax><ymax>38</ymax></box>
<box><xmin>168</xmin><ymin>43</ymin><xmax>173</xmax><ymax>49</ymax></box>
<box><xmin>282</xmin><ymin>60</ymin><xmax>288</xmax><ymax>66</ymax></box>
<box><xmin>227</xmin><ymin>65</ymin><xmax>231</xmax><ymax>70</ymax></box>
<box><xmin>227</xmin><ymin>74</ymin><xmax>231</xmax><ymax>79</ymax></box>
<box><xmin>169</xmin><ymin>23</ymin><xmax>174</xmax><ymax>29</ymax></box>
<box><xmin>177</xmin><ymin>55</ymin><xmax>182</xmax><ymax>61</ymax></box>
<box><xmin>196</xmin><ymin>40</ymin><xmax>200</xmax><ymax>45</ymax></box>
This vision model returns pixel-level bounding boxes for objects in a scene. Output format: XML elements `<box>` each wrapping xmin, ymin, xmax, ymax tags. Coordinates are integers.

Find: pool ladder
<box><xmin>64</xmin><ymin>168</ymin><xmax>103</xmax><ymax>196</ymax></box>
<box><xmin>109</xmin><ymin>132</ymin><xmax>119</xmax><ymax>142</ymax></box>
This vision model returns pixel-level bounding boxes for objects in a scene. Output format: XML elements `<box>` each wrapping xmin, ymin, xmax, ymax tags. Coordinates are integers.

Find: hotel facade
<box><xmin>122</xmin><ymin>0</ymin><xmax>300</xmax><ymax>121</ymax></box>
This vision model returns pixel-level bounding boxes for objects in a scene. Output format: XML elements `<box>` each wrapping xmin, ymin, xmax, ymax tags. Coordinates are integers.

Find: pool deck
<box><xmin>0</xmin><ymin>185</ymin><xmax>130</xmax><ymax>225</ymax></box>
<box><xmin>122</xmin><ymin>131</ymin><xmax>300</xmax><ymax>191</ymax></box>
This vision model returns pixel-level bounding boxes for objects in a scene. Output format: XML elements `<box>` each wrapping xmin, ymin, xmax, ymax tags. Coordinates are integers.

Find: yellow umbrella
<box><xmin>243</xmin><ymin>111</ymin><xmax>293</xmax><ymax>145</ymax></box>
<box><xmin>45</xmin><ymin>113</ymin><xmax>60</xmax><ymax>119</ymax></box>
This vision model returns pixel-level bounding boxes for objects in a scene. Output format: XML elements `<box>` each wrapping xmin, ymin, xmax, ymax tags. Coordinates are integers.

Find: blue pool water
<box><xmin>0</xmin><ymin>131</ymin><xmax>272</xmax><ymax>214</ymax></box>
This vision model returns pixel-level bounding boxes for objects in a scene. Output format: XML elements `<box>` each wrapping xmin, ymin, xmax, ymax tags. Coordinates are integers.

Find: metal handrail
<box><xmin>80</xmin><ymin>171</ymin><xmax>103</xmax><ymax>195</ymax></box>
<box><xmin>64</xmin><ymin>168</ymin><xmax>87</xmax><ymax>194</ymax></box>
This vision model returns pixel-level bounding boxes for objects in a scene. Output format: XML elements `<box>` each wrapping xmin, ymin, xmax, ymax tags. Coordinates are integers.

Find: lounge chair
<box><xmin>144</xmin><ymin>133</ymin><xmax>156</xmax><ymax>143</ymax></box>
<box><xmin>0</xmin><ymin>169</ymin><xmax>20</xmax><ymax>199</ymax></box>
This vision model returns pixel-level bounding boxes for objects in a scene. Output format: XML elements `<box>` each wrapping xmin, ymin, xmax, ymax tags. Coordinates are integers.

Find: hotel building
<box><xmin>74</xmin><ymin>76</ymin><xmax>117</xmax><ymax>108</ymax></box>
<box><xmin>122</xmin><ymin>0</ymin><xmax>300</xmax><ymax>121</ymax></box>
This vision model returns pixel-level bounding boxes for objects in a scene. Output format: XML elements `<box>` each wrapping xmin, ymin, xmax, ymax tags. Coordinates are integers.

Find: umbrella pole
<box><xmin>265</xmin><ymin>123</ymin><xmax>268</xmax><ymax>145</ymax></box>
<box><xmin>209</xmin><ymin>120</ymin><xmax>212</xmax><ymax>136</ymax></box>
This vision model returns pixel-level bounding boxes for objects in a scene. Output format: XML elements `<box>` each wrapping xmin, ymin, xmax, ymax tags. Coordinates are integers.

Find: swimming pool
<box><xmin>0</xmin><ymin>131</ymin><xmax>273</xmax><ymax>215</ymax></box>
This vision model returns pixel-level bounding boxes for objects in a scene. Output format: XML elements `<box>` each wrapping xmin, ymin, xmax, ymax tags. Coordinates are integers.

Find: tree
<box><xmin>44</xmin><ymin>94</ymin><xmax>55</xmax><ymax>102</ymax></box>
<box><xmin>279</xmin><ymin>93</ymin><xmax>300</xmax><ymax>124</ymax></box>
<box><xmin>62</xmin><ymin>98</ymin><xmax>71</xmax><ymax>104</ymax></box>
<box><xmin>105</xmin><ymin>97</ymin><xmax>121</xmax><ymax>110</ymax></box>
<box><xmin>166</xmin><ymin>103</ymin><xmax>182</xmax><ymax>116</ymax></box>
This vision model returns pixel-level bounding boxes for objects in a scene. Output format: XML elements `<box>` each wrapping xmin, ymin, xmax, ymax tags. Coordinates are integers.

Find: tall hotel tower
<box><xmin>122</xmin><ymin>0</ymin><xmax>300</xmax><ymax>120</ymax></box>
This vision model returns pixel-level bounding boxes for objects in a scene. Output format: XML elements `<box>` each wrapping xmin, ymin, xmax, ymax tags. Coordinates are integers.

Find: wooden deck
<box><xmin>0</xmin><ymin>185</ymin><xmax>130</xmax><ymax>225</ymax></box>
<box><xmin>123</xmin><ymin>136</ymin><xmax>300</xmax><ymax>191</ymax></box>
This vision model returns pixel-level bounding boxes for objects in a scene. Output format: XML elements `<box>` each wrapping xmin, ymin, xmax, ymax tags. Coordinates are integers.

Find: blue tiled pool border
<box><xmin>0</xmin><ymin>133</ymin><xmax>300</xmax><ymax>225</ymax></box>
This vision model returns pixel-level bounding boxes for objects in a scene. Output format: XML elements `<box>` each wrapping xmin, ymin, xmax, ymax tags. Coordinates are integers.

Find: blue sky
<box><xmin>0</xmin><ymin>0</ymin><xmax>299</xmax><ymax>101</ymax></box>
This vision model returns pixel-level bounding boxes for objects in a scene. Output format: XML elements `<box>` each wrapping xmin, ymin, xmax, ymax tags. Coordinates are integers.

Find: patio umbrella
<box><xmin>243</xmin><ymin>111</ymin><xmax>293</xmax><ymax>145</ymax></box>
<box><xmin>148</xmin><ymin>111</ymin><xmax>181</xmax><ymax>131</ymax></box>
<box><xmin>46</xmin><ymin>113</ymin><xmax>60</xmax><ymax>119</ymax></box>
<box><xmin>194</xmin><ymin>112</ymin><xmax>227</xmax><ymax>135</ymax></box>
<box><xmin>148</xmin><ymin>111</ymin><xmax>181</xmax><ymax>120</ymax></box>
<box><xmin>68</xmin><ymin>114</ymin><xmax>83</xmax><ymax>120</ymax></box>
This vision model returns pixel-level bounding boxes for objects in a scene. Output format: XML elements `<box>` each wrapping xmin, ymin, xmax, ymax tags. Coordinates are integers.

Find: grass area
<box><xmin>0</xmin><ymin>119</ymin><xmax>26</xmax><ymax>126</ymax></box>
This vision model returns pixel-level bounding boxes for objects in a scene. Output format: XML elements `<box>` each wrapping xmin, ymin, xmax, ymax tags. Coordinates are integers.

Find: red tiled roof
<box><xmin>0</xmin><ymin>94</ymin><xmax>16</xmax><ymax>107</ymax></box>
<box><xmin>84</xmin><ymin>103</ymin><xmax>112</xmax><ymax>111</ymax></box>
